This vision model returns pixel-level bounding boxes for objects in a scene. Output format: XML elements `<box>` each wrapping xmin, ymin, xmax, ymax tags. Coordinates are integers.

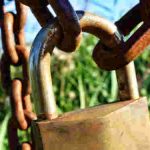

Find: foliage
<box><xmin>0</xmin><ymin>34</ymin><xmax>150</xmax><ymax>149</ymax></box>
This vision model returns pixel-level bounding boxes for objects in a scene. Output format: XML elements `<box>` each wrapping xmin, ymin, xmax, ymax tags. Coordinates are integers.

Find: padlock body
<box><xmin>31</xmin><ymin>97</ymin><xmax>150</xmax><ymax>150</ymax></box>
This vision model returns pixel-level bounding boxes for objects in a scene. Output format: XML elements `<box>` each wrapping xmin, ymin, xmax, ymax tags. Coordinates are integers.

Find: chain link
<box><xmin>0</xmin><ymin>1</ymin><xmax>36</xmax><ymax>149</ymax></box>
<box><xmin>140</xmin><ymin>0</ymin><xmax>150</xmax><ymax>23</ymax></box>
<box><xmin>18</xmin><ymin>0</ymin><xmax>82</xmax><ymax>52</ymax></box>
<box><xmin>18</xmin><ymin>0</ymin><xmax>54</xmax><ymax>26</ymax></box>
<box><xmin>93</xmin><ymin>1</ymin><xmax>150</xmax><ymax>71</ymax></box>
<box><xmin>0</xmin><ymin>0</ymin><xmax>4</xmax><ymax>27</ymax></box>
<box><xmin>17</xmin><ymin>0</ymin><xmax>53</xmax><ymax>27</ymax></box>
<box><xmin>48</xmin><ymin>0</ymin><xmax>82</xmax><ymax>52</ymax></box>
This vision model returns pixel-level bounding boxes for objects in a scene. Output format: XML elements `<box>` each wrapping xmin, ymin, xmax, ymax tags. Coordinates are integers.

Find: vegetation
<box><xmin>0</xmin><ymin>34</ymin><xmax>150</xmax><ymax>149</ymax></box>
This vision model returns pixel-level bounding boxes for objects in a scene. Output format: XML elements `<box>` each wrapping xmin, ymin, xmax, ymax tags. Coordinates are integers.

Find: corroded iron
<box><xmin>29</xmin><ymin>11</ymin><xmax>121</xmax><ymax>118</ymax></box>
<box><xmin>93</xmin><ymin>1</ymin><xmax>150</xmax><ymax>71</ymax></box>
<box><xmin>0</xmin><ymin>0</ymin><xmax>4</xmax><ymax>26</ymax></box>
<box><xmin>116</xmin><ymin>62</ymin><xmax>139</xmax><ymax>101</ymax></box>
<box><xmin>1</xmin><ymin>2</ymin><xmax>27</xmax><ymax>65</ymax></box>
<box><xmin>0</xmin><ymin>1</ymin><xmax>36</xmax><ymax>150</ymax></box>
<box><xmin>115</xmin><ymin>4</ymin><xmax>141</xmax><ymax>35</ymax></box>
<box><xmin>2</xmin><ymin>12</ymin><xmax>20</xmax><ymax>64</ymax></box>
<box><xmin>93</xmin><ymin>22</ymin><xmax>150</xmax><ymax>70</ymax></box>
<box><xmin>18</xmin><ymin>0</ymin><xmax>53</xmax><ymax>26</ymax></box>
<box><xmin>140</xmin><ymin>0</ymin><xmax>150</xmax><ymax>22</ymax></box>
<box><xmin>2</xmin><ymin>1</ymin><xmax>150</xmax><ymax>149</ymax></box>
<box><xmin>10</xmin><ymin>79</ymin><xmax>33</xmax><ymax>130</ymax></box>
<box><xmin>48</xmin><ymin>0</ymin><xmax>82</xmax><ymax>52</ymax></box>
<box><xmin>19</xmin><ymin>0</ymin><xmax>82</xmax><ymax>52</ymax></box>
<box><xmin>8</xmin><ymin>117</ymin><xmax>34</xmax><ymax>150</ymax></box>
<box><xmin>0</xmin><ymin>54</ymin><xmax>11</xmax><ymax>94</ymax></box>
<box><xmin>18</xmin><ymin>0</ymin><xmax>48</xmax><ymax>7</ymax></box>
<box><xmin>29</xmin><ymin>11</ymin><xmax>150</xmax><ymax>150</ymax></box>
<box><xmin>32</xmin><ymin>98</ymin><xmax>150</xmax><ymax>150</ymax></box>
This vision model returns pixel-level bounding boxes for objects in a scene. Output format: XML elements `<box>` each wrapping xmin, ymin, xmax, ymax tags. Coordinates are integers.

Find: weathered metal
<box><xmin>29</xmin><ymin>11</ymin><xmax>121</xmax><ymax>118</ymax></box>
<box><xmin>0</xmin><ymin>54</ymin><xmax>11</xmax><ymax>94</ymax></box>
<box><xmin>140</xmin><ymin>0</ymin><xmax>150</xmax><ymax>22</ymax></box>
<box><xmin>18</xmin><ymin>0</ymin><xmax>54</xmax><ymax>26</ymax></box>
<box><xmin>0</xmin><ymin>0</ymin><xmax>4</xmax><ymax>26</ymax></box>
<box><xmin>2</xmin><ymin>1</ymin><xmax>150</xmax><ymax>149</ymax></box>
<box><xmin>8</xmin><ymin>117</ymin><xmax>34</xmax><ymax>150</ymax></box>
<box><xmin>115</xmin><ymin>4</ymin><xmax>141</xmax><ymax>35</ymax></box>
<box><xmin>0</xmin><ymin>1</ymin><xmax>36</xmax><ymax>150</ymax></box>
<box><xmin>19</xmin><ymin>0</ymin><xmax>82</xmax><ymax>52</ymax></box>
<box><xmin>116</xmin><ymin>62</ymin><xmax>139</xmax><ymax>101</ymax></box>
<box><xmin>29</xmin><ymin>10</ymin><xmax>150</xmax><ymax>150</ymax></box>
<box><xmin>8</xmin><ymin>118</ymin><xmax>19</xmax><ymax>150</ymax></box>
<box><xmin>10</xmin><ymin>79</ymin><xmax>36</xmax><ymax>130</ymax></box>
<box><xmin>93</xmin><ymin>22</ymin><xmax>150</xmax><ymax>70</ymax></box>
<box><xmin>2</xmin><ymin>12</ymin><xmax>20</xmax><ymax>65</ymax></box>
<box><xmin>93</xmin><ymin>1</ymin><xmax>150</xmax><ymax>71</ymax></box>
<box><xmin>48</xmin><ymin>0</ymin><xmax>82</xmax><ymax>52</ymax></box>
<box><xmin>1</xmin><ymin>1</ymin><xmax>27</xmax><ymax>65</ymax></box>
<box><xmin>32</xmin><ymin>98</ymin><xmax>150</xmax><ymax>150</ymax></box>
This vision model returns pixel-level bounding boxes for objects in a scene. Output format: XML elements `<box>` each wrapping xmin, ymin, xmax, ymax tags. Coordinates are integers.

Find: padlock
<box><xmin>29</xmin><ymin>12</ymin><xmax>150</xmax><ymax>150</ymax></box>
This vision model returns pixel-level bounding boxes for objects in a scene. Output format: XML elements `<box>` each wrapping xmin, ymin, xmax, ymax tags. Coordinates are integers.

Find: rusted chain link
<box><xmin>18</xmin><ymin>0</ymin><xmax>54</xmax><ymax>26</ymax></box>
<box><xmin>140</xmin><ymin>0</ymin><xmax>150</xmax><ymax>23</ymax></box>
<box><xmin>18</xmin><ymin>0</ymin><xmax>82</xmax><ymax>52</ymax></box>
<box><xmin>2</xmin><ymin>0</ymin><xmax>150</xmax><ymax>148</ymax></box>
<box><xmin>115</xmin><ymin>4</ymin><xmax>141</xmax><ymax>36</ymax></box>
<box><xmin>0</xmin><ymin>1</ymin><xmax>36</xmax><ymax>149</ymax></box>
<box><xmin>1</xmin><ymin>1</ymin><xmax>27</xmax><ymax>65</ymax></box>
<box><xmin>92</xmin><ymin>1</ymin><xmax>150</xmax><ymax>70</ymax></box>
<box><xmin>0</xmin><ymin>0</ymin><xmax>4</xmax><ymax>27</ymax></box>
<box><xmin>48</xmin><ymin>0</ymin><xmax>82</xmax><ymax>52</ymax></box>
<box><xmin>8</xmin><ymin>117</ymin><xmax>34</xmax><ymax>150</ymax></box>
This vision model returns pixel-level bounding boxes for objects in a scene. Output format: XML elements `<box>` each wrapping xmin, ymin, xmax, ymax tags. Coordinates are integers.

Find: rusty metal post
<box><xmin>116</xmin><ymin>61</ymin><xmax>139</xmax><ymax>100</ymax></box>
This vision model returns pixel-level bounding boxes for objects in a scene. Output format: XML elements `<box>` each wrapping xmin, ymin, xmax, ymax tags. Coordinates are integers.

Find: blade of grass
<box><xmin>0</xmin><ymin>112</ymin><xmax>11</xmax><ymax>150</ymax></box>
<box><xmin>78</xmin><ymin>75</ymin><xmax>86</xmax><ymax>109</ymax></box>
<box><xmin>110</xmin><ymin>71</ymin><xmax>118</xmax><ymax>101</ymax></box>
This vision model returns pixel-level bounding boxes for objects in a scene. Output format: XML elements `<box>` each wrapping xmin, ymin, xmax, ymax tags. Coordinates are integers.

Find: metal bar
<box><xmin>115</xmin><ymin>4</ymin><xmax>141</xmax><ymax>35</ymax></box>
<box><xmin>0</xmin><ymin>0</ymin><xmax>4</xmax><ymax>24</ymax></box>
<box><xmin>140</xmin><ymin>0</ymin><xmax>150</xmax><ymax>22</ymax></box>
<box><xmin>48</xmin><ymin>0</ymin><xmax>82</xmax><ymax>52</ymax></box>
<box><xmin>116</xmin><ymin>61</ymin><xmax>139</xmax><ymax>101</ymax></box>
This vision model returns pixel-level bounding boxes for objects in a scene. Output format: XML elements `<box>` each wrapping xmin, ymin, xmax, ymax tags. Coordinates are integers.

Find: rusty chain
<box><xmin>93</xmin><ymin>0</ymin><xmax>150</xmax><ymax>70</ymax></box>
<box><xmin>21</xmin><ymin>0</ymin><xmax>150</xmax><ymax>71</ymax></box>
<box><xmin>0</xmin><ymin>0</ymin><xmax>4</xmax><ymax>27</ymax></box>
<box><xmin>18</xmin><ymin>0</ymin><xmax>53</xmax><ymax>26</ymax></box>
<box><xmin>17</xmin><ymin>0</ymin><xmax>150</xmax><ymax>69</ymax></box>
<box><xmin>0</xmin><ymin>0</ymin><xmax>36</xmax><ymax>150</ymax></box>
<box><xmin>18</xmin><ymin>0</ymin><xmax>82</xmax><ymax>52</ymax></box>
<box><xmin>1</xmin><ymin>0</ymin><xmax>150</xmax><ymax>149</ymax></box>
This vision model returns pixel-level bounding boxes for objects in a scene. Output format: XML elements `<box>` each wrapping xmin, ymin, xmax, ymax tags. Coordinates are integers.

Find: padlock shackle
<box><xmin>29</xmin><ymin>11</ymin><xmax>122</xmax><ymax>119</ymax></box>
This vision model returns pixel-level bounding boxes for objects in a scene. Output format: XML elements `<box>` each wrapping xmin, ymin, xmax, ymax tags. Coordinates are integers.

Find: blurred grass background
<box><xmin>0</xmin><ymin>34</ymin><xmax>150</xmax><ymax>149</ymax></box>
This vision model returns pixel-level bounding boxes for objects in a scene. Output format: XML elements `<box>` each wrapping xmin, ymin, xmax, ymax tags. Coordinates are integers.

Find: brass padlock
<box><xmin>29</xmin><ymin>12</ymin><xmax>150</xmax><ymax>150</ymax></box>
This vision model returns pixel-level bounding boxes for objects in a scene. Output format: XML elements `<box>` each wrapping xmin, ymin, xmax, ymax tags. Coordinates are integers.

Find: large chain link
<box><xmin>93</xmin><ymin>0</ymin><xmax>150</xmax><ymax>70</ymax></box>
<box><xmin>18</xmin><ymin>0</ymin><xmax>82</xmax><ymax>52</ymax></box>
<box><xmin>18</xmin><ymin>0</ymin><xmax>53</xmax><ymax>26</ymax></box>
<box><xmin>0</xmin><ymin>0</ymin><xmax>36</xmax><ymax>149</ymax></box>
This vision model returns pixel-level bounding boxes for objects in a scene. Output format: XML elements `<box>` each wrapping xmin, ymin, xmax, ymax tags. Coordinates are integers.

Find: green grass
<box><xmin>1</xmin><ymin>34</ymin><xmax>150</xmax><ymax>149</ymax></box>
